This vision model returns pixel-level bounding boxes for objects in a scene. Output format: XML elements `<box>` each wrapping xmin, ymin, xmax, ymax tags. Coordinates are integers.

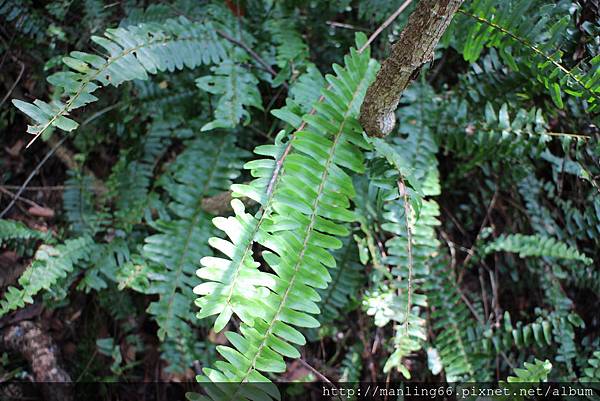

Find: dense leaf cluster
<box><xmin>0</xmin><ymin>0</ymin><xmax>598</xmax><ymax>396</ymax></box>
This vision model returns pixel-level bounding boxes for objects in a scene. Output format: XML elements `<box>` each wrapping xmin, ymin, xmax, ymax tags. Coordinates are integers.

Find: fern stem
<box><xmin>398</xmin><ymin>177</ymin><xmax>414</xmax><ymax>336</ymax></box>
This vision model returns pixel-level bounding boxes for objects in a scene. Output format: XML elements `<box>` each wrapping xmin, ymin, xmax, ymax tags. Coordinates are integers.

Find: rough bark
<box><xmin>359</xmin><ymin>0</ymin><xmax>464</xmax><ymax>137</ymax></box>
<box><xmin>0</xmin><ymin>321</ymin><xmax>72</xmax><ymax>401</ymax></box>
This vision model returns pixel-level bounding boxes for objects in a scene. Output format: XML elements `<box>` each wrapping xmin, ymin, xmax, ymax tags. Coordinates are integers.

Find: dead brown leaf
<box><xmin>27</xmin><ymin>206</ymin><xmax>55</xmax><ymax>218</ymax></box>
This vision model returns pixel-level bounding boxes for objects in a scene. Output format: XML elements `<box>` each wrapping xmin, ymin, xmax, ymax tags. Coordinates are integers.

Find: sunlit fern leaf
<box><xmin>194</xmin><ymin>33</ymin><xmax>378</xmax><ymax>400</ymax></box>
<box><xmin>0</xmin><ymin>236</ymin><xmax>94</xmax><ymax>315</ymax></box>
<box><xmin>507</xmin><ymin>358</ymin><xmax>552</xmax><ymax>382</ymax></box>
<box><xmin>0</xmin><ymin>219</ymin><xmax>50</xmax><ymax>245</ymax></box>
<box><xmin>143</xmin><ymin>134</ymin><xmax>248</xmax><ymax>341</ymax></box>
<box><xmin>193</xmin><ymin>131</ymin><xmax>288</xmax><ymax>331</ymax></box>
<box><xmin>12</xmin><ymin>16</ymin><xmax>227</xmax><ymax>144</ymax></box>
<box><xmin>483</xmin><ymin>234</ymin><xmax>593</xmax><ymax>265</ymax></box>
<box><xmin>196</xmin><ymin>59</ymin><xmax>263</xmax><ymax>131</ymax></box>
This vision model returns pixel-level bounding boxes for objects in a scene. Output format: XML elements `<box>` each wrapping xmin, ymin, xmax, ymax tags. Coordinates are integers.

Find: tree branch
<box><xmin>0</xmin><ymin>321</ymin><xmax>72</xmax><ymax>401</ymax></box>
<box><xmin>359</xmin><ymin>0</ymin><xmax>464</xmax><ymax>137</ymax></box>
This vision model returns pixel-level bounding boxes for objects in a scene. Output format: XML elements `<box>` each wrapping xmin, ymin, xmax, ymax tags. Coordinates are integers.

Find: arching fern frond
<box><xmin>483</xmin><ymin>234</ymin><xmax>593</xmax><ymax>265</ymax></box>
<box><xmin>0</xmin><ymin>236</ymin><xmax>94</xmax><ymax>315</ymax></box>
<box><xmin>12</xmin><ymin>16</ymin><xmax>227</xmax><ymax>146</ymax></box>
<box><xmin>507</xmin><ymin>358</ymin><xmax>552</xmax><ymax>382</ymax></box>
<box><xmin>428</xmin><ymin>259</ymin><xmax>491</xmax><ymax>381</ymax></box>
<box><xmin>0</xmin><ymin>219</ymin><xmax>50</xmax><ymax>245</ymax></box>
<box><xmin>363</xmin><ymin>83</ymin><xmax>441</xmax><ymax>378</ymax></box>
<box><xmin>194</xmin><ymin>33</ymin><xmax>378</xmax><ymax>400</ymax></box>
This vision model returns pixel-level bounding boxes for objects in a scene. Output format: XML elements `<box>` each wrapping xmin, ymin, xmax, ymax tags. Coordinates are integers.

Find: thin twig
<box><xmin>0</xmin><ymin>186</ymin><xmax>44</xmax><ymax>209</ymax></box>
<box><xmin>0</xmin><ymin>60</ymin><xmax>24</xmax><ymax>109</ymax></box>
<box><xmin>326</xmin><ymin>21</ymin><xmax>369</xmax><ymax>31</ymax></box>
<box><xmin>462</xmin><ymin>187</ymin><xmax>499</xmax><ymax>267</ymax></box>
<box><xmin>298</xmin><ymin>359</ymin><xmax>335</xmax><ymax>386</ymax></box>
<box><xmin>216</xmin><ymin>29</ymin><xmax>288</xmax><ymax>89</ymax></box>
<box><xmin>0</xmin><ymin>135</ymin><xmax>68</xmax><ymax>219</ymax></box>
<box><xmin>359</xmin><ymin>0</ymin><xmax>414</xmax><ymax>52</ymax></box>
<box><xmin>298</xmin><ymin>358</ymin><xmax>344</xmax><ymax>401</ymax></box>
<box><xmin>0</xmin><ymin>185</ymin><xmax>66</xmax><ymax>191</ymax></box>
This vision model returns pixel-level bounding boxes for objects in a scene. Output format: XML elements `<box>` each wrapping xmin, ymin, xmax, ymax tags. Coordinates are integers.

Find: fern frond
<box><xmin>483</xmin><ymin>234</ymin><xmax>593</xmax><ymax>265</ymax></box>
<box><xmin>107</xmin><ymin>120</ymin><xmax>177</xmax><ymax>227</ymax></box>
<box><xmin>318</xmin><ymin>237</ymin><xmax>363</xmax><ymax>324</ymax></box>
<box><xmin>454</xmin><ymin>1</ymin><xmax>600</xmax><ymax>110</ymax></box>
<box><xmin>364</xmin><ymin>83</ymin><xmax>441</xmax><ymax>378</ymax></box>
<box><xmin>439</xmin><ymin>99</ymin><xmax>553</xmax><ymax>171</ymax></box>
<box><xmin>132</xmin><ymin>78</ymin><xmax>198</xmax><ymax>118</ymax></box>
<box><xmin>581</xmin><ymin>351</ymin><xmax>600</xmax><ymax>382</ymax></box>
<box><xmin>196</xmin><ymin>59</ymin><xmax>263</xmax><ymax>131</ymax></box>
<box><xmin>265</xmin><ymin>18</ymin><xmax>310</xmax><ymax>68</ymax></box>
<box><xmin>63</xmin><ymin>170</ymin><xmax>108</xmax><ymax>236</ymax></box>
<box><xmin>0</xmin><ymin>219</ymin><xmax>49</xmax><ymax>245</ymax></box>
<box><xmin>12</xmin><ymin>16</ymin><xmax>227</xmax><ymax>146</ymax></box>
<box><xmin>143</xmin><ymin>134</ymin><xmax>247</xmax><ymax>342</ymax></box>
<box><xmin>79</xmin><ymin>239</ymin><xmax>130</xmax><ymax>293</ymax></box>
<box><xmin>339</xmin><ymin>343</ymin><xmax>362</xmax><ymax>389</ymax></box>
<box><xmin>0</xmin><ymin>236</ymin><xmax>94</xmax><ymax>315</ymax></box>
<box><xmin>507</xmin><ymin>358</ymin><xmax>552</xmax><ymax>382</ymax></box>
<box><xmin>0</xmin><ymin>0</ymin><xmax>48</xmax><ymax>41</ymax></box>
<box><xmin>194</xmin><ymin>34</ymin><xmax>378</xmax><ymax>399</ymax></box>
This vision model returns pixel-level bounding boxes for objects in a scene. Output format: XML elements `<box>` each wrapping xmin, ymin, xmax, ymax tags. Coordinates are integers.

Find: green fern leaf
<box><xmin>0</xmin><ymin>236</ymin><xmax>94</xmax><ymax>315</ymax></box>
<box><xmin>12</xmin><ymin>17</ymin><xmax>227</xmax><ymax>144</ymax></box>
<box><xmin>0</xmin><ymin>219</ymin><xmax>50</xmax><ymax>245</ymax></box>
<box><xmin>483</xmin><ymin>234</ymin><xmax>593</xmax><ymax>264</ymax></box>
<box><xmin>196</xmin><ymin>60</ymin><xmax>263</xmax><ymax>131</ymax></box>
<box><xmin>194</xmin><ymin>33</ymin><xmax>378</xmax><ymax>399</ymax></box>
<box><xmin>142</xmin><ymin>135</ymin><xmax>247</xmax><ymax>341</ymax></box>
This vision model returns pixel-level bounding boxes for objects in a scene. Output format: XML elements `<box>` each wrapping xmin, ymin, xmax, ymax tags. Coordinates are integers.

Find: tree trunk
<box><xmin>359</xmin><ymin>0</ymin><xmax>464</xmax><ymax>137</ymax></box>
